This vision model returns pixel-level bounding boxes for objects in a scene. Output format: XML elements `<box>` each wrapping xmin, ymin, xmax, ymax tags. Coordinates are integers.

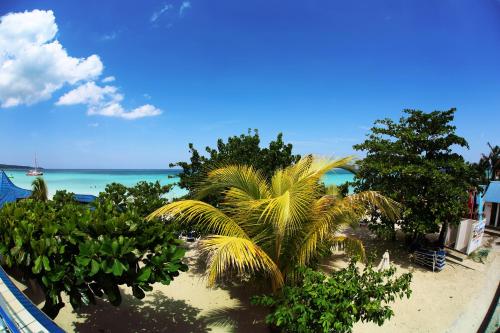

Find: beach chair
<box><xmin>413</xmin><ymin>248</ymin><xmax>446</xmax><ymax>272</ymax></box>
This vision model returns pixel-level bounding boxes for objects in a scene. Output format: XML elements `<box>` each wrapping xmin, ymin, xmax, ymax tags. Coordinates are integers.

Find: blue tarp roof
<box><xmin>1</xmin><ymin>171</ymin><xmax>97</xmax><ymax>207</ymax></box>
<box><xmin>73</xmin><ymin>193</ymin><xmax>97</xmax><ymax>203</ymax></box>
<box><xmin>0</xmin><ymin>171</ymin><xmax>32</xmax><ymax>208</ymax></box>
<box><xmin>484</xmin><ymin>181</ymin><xmax>500</xmax><ymax>203</ymax></box>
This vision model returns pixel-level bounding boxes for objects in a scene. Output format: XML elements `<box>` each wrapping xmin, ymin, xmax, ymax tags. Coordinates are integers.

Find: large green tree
<box><xmin>353</xmin><ymin>109</ymin><xmax>473</xmax><ymax>246</ymax></box>
<box><xmin>0</xmin><ymin>182</ymin><xmax>187</xmax><ymax>319</ymax></box>
<box><xmin>171</xmin><ymin>129</ymin><xmax>301</xmax><ymax>195</ymax></box>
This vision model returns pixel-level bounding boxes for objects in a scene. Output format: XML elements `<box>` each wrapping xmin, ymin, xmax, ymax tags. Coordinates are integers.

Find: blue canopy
<box><xmin>484</xmin><ymin>181</ymin><xmax>500</xmax><ymax>203</ymax></box>
<box><xmin>0</xmin><ymin>171</ymin><xmax>32</xmax><ymax>208</ymax></box>
<box><xmin>73</xmin><ymin>193</ymin><xmax>97</xmax><ymax>204</ymax></box>
<box><xmin>1</xmin><ymin>171</ymin><xmax>97</xmax><ymax>208</ymax></box>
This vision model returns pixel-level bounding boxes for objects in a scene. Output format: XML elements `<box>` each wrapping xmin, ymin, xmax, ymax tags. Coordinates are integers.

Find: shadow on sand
<box><xmin>73</xmin><ymin>291</ymin><xmax>208</xmax><ymax>333</ymax></box>
<box><xmin>71</xmin><ymin>285</ymin><xmax>271</xmax><ymax>333</ymax></box>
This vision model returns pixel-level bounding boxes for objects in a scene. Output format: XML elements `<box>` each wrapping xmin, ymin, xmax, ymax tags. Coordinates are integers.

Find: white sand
<box><xmin>43</xmin><ymin>231</ymin><xmax>500</xmax><ymax>332</ymax></box>
<box><xmin>351</xmin><ymin>230</ymin><xmax>500</xmax><ymax>333</ymax></box>
<box><xmin>54</xmin><ymin>243</ymin><xmax>270</xmax><ymax>332</ymax></box>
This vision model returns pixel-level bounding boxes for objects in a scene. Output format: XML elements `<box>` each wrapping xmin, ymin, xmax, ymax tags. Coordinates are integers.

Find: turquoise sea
<box><xmin>3</xmin><ymin>169</ymin><xmax>354</xmax><ymax>199</ymax></box>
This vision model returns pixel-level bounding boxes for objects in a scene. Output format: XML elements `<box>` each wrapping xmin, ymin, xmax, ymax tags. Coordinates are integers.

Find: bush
<box><xmin>0</xmin><ymin>183</ymin><xmax>187</xmax><ymax>319</ymax></box>
<box><xmin>252</xmin><ymin>262</ymin><xmax>412</xmax><ymax>333</ymax></box>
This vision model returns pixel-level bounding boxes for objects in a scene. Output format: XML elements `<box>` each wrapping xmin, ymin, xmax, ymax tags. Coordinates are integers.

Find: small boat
<box><xmin>26</xmin><ymin>154</ymin><xmax>43</xmax><ymax>176</ymax></box>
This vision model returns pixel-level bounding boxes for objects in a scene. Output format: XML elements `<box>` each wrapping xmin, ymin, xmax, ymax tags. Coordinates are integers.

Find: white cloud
<box><xmin>102</xmin><ymin>76</ymin><xmax>115</xmax><ymax>83</ymax></box>
<box><xmin>120</xmin><ymin>104</ymin><xmax>162</xmax><ymax>120</ymax></box>
<box><xmin>151</xmin><ymin>4</ymin><xmax>173</xmax><ymax>22</ymax></box>
<box><xmin>179</xmin><ymin>2</ymin><xmax>191</xmax><ymax>17</ymax></box>
<box><xmin>56</xmin><ymin>81</ymin><xmax>122</xmax><ymax>106</ymax></box>
<box><xmin>1</xmin><ymin>9</ymin><xmax>160</xmax><ymax>120</ymax></box>
<box><xmin>0</xmin><ymin>10</ymin><xmax>103</xmax><ymax>107</ymax></box>
<box><xmin>57</xmin><ymin>81</ymin><xmax>161</xmax><ymax>120</ymax></box>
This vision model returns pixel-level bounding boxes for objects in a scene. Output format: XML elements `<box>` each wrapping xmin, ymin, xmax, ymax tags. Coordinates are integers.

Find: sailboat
<box><xmin>26</xmin><ymin>154</ymin><xmax>43</xmax><ymax>176</ymax></box>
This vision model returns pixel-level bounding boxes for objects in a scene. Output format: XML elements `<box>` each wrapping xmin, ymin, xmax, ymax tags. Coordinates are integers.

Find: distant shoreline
<box><xmin>0</xmin><ymin>164</ymin><xmax>39</xmax><ymax>170</ymax></box>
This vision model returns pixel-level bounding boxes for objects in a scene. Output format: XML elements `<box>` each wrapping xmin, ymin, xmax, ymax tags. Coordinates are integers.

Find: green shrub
<box><xmin>252</xmin><ymin>261</ymin><xmax>412</xmax><ymax>333</ymax></box>
<box><xmin>0</xmin><ymin>182</ymin><xmax>187</xmax><ymax>319</ymax></box>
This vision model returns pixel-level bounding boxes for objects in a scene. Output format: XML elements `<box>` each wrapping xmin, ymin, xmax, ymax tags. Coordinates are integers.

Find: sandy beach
<box><xmin>349</xmin><ymin>229</ymin><xmax>500</xmax><ymax>333</ymax></box>
<box><xmin>44</xmin><ymin>227</ymin><xmax>500</xmax><ymax>333</ymax></box>
<box><xmin>54</xmin><ymin>243</ymin><xmax>271</xmax><ymax>333</ymax></box>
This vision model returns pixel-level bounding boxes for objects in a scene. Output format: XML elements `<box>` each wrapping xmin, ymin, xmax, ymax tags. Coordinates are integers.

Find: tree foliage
<box><xmin>252</xmin><ymin>262</ymin><xmax>412</xmax><ymax>333</ymax></box>
<box><xmin>170</xmin><ymin>129</ymin><xmax>301</xmax><ymax>195</ymax></box>
<box><xmin>0</xmin><ymin>182</ymin><xmax>186</xmax><ymax>319</ymax></box>
<box><xmin>150</xmin><ymin>156</ymin><xmax>398</xmax><ymax>290</ymax></box>
<box><xmin>31</xmin><ymin>177</ymin><xmax>48</xmax><ymax>202</ymax></box>
<box><xmin>100</xmin><ymin>181</ymin><xmax>172</xmax><ymax>217</ymax></box>
<box><xmin>353</xmin><ymin>109</ymin><xmax>473</xmax><ymax>244</ymax></box>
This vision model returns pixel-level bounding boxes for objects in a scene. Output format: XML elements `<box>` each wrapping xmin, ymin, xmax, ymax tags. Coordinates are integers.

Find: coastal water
<box><xmin>3</xmin><ymin>169</ymin><xmax>354</xmax><ymax>199</ymax></box>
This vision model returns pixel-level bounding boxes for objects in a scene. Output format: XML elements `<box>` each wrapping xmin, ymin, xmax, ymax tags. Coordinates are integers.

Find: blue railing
<box><xmin>0</xmin><ymin>266</ymin><xmax>65</xmax><ymax>332</ymax></box>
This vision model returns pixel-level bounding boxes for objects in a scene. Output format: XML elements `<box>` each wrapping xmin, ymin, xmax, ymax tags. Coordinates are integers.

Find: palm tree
<box><xmin>474</xmin><ymin>143</ymin><xmax>500</xmax><ymax>184</ymax></box>
<box><xmin>149</xmin><ymin>155</ymin><xmax>398</xmax><ymax>289</ymax></box>
<box><xmin>31</xmin><ymin>177</ymin><xmax>48</xmax><ymax>202</ymax></box>
<box><xmin>484</xmin><ymin>142</ymin><xmax>500</xmax><ymax>181</ymax></box>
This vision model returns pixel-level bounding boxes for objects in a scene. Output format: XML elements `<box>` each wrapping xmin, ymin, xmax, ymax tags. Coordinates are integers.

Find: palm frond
<box><xmin>324</xmin><ymin>184</ymin><xmax>341</xmax><ymax>197</ymax></box>
<box><xmin>342</xmin><ymin>190</ymin><xmax>400</xmax><ymax>221</ymax></box>
<box><xmin>31</xmin><ymin>177</ymin><xmax>48</xmax><ymax>202</ymax></box>
<box><xmin>195</xmin><ymin>165</ymin><xmax>270</xmax><ymax>200</ymax></box>
<box><xmin>147</xmin><ymin>200</ymin><xmax>249</xmax><ymax>238</ymax></box>
<box><xmin>294</xmin><ymin>195</ymin><xmax>349</xmax><ymax>265</ymax></box>
<box><xmin>260</xmin><ymin>177</ymin><xmax>317</xmax><ymax>238</ymax></box>
<box><xmin>308</xmin><ymin>155</ymin><xmax>355</xmax><ymax>179</ymax></box>
<box><xmin>201</xmin><ymin>235</ymin><xmax>284</xmax><ymax>289</ymax></box>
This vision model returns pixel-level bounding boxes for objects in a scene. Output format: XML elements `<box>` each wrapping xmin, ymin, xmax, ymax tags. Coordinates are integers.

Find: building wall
<box><xmin>485</xmin><ymin>202</ymin><xmax>499</xmax><ymax>227</ymax></box>
<box><xmin>484</xmin><ymin>203</ymin><xmax>492</xmax><ymax>225</ymax></box>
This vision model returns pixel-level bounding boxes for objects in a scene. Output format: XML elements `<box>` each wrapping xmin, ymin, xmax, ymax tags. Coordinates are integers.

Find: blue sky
<box><xmin>0</xmin><ymin>0</ymin><xmax>499</xmax><ymax>168</ymax></box>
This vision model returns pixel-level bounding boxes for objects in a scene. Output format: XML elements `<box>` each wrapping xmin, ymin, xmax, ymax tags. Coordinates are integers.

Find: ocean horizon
<box><xmin>2</xmin><ymin>168</ymin><xmax>354</xmax><ymax>199</ymax></box>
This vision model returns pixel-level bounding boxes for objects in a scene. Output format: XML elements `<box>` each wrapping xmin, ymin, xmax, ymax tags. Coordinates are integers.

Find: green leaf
<box><xmin>137</xmin><ymin>267</ymin><xmax>152</xmax><ymax>282</ymax></box>
<box><xmin>171</xmin><ymin>247</ymin><xmax>186</xmax><ymax>261</ymax></box>
<box><xmin>111</xmin><ymin>240</ymin><xmax>119</xmax><ymax>255</ymax></box>
<box><xmin>111</xmin><ymin>259</ymin><xmax>125</xmax><ymax>276</ymax></box>
<box><xmin>33</xmin><ymin>256</ymin><xmax>42</xmax><ymax>274</ymax></box>
<box><xmin>76</xmin><ymin>256</ymin><xmax>91</xmax><ymax>267</ymax></box>
<box><xmin>89</xmin><ymin>259</ymin><xmax>100</xmax><ymax>276</ymax></box>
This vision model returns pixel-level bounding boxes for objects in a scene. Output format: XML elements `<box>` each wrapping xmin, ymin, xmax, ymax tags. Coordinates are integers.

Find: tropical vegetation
<box><xmin>353</xmin><ymin>109</ymin><xmax>473</xmax><ymax>246</ymax></box>
<box><xmin>0</xmin><ymin>182</ymin><xmax>187</xmax><ymax>319</ymax></box>
<box><xmin>252</xmin><ymin>261</ymin><xmax>412</xmax><ymax>333</ymax></box>
<box><xmin>149</xmin><ymin>155</ymin><xmax>399</xmax><ymax>289</ymax></box>
<box><xmin>471</xmin><ymin>142</ymin><xmax>500</xmax><ymax>185</ymax></box>
<box><xmin>171</xmin><ymin>129</ymin><xmax>301</xmax><ymax>199</ymax></box>
<box><xmin>31</xmin><ymin>177</ymin><xmax>48</xmax><ymax>201</ymax></box>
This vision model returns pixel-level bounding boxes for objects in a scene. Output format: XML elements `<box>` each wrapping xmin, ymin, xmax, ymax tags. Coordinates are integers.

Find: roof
<box><xmin>73</xmin><ymin>193</ymin><xmax>97</xmax><ymax>203</ymax></box>
<box><xmin>483</xmin><ymin>181</ymin><xmax>500</xmax><ymax>203</ymax></box>
<box><xmin>1</xmin><ymin>171</ymin><xmax>96</xmax><ymax>207</ymax></box>
<box><xmin>0</xmin><ymin>171</ymin><xmax>32</xmax><ymax>208</ymax></box>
